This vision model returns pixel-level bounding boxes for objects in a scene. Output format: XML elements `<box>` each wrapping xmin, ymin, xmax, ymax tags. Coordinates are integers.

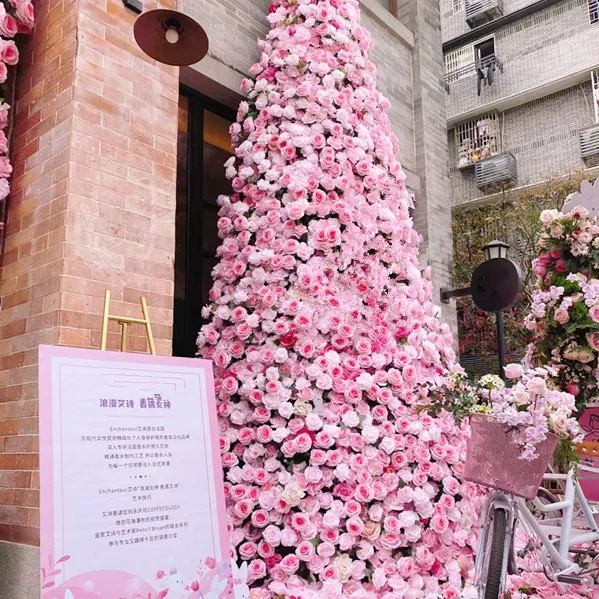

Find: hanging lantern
<box><xmin>134</xmin><ymin>8</ymin><xmax>208</xmax><ymax>67</ymax></box>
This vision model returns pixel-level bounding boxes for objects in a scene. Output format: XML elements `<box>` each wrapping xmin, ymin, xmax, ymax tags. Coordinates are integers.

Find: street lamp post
<box><xmin>441</xmin><ymin>240</ymin><xmax>523</xmax><ymax>380</ymax></box>
<box><xmin>483</xmin><ymin>241</ymin><xmax>511</xmax><ymax>380</ymax></box>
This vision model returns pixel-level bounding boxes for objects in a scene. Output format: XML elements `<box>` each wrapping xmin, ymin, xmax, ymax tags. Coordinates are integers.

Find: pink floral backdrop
<box><xmin>0</xmin><ymin>0</ymin><xmax>34</xmax><ymax>254</ymax></box>
<box><xmin>196</xmin><ymin>1</ymin><xmax>485</xmax><ymax>597</ymax></box>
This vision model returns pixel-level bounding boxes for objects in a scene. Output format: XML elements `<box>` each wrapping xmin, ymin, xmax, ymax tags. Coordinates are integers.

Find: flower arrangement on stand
<box><xmin>0</xmin><ymin>0</ymin><xmax>34</xmax><ymax>238</ymax></box>
<box><xmin>196</xmin><ymin>1</ymin><xmax>484</xmax><ymax>597</ymax></box>
<box><xmin>525</xmin><ymin>206</ymin><xmax>599</xmax><ymax>413</ymax></box>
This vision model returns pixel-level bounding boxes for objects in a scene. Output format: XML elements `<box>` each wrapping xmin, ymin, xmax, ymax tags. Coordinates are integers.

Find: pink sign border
<box><xmin>38</xmin><ymin>345</ymin><xmax>230</xmax><ymax>595</ymax></box>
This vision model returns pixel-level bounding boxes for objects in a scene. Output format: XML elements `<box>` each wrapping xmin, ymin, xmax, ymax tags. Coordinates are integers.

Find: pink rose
<box><xmin>239</xmin><ymin>541</ymin><xmax>257</xmax><ymax>559</ymax></box>
<box><xmin>346</xmin><ymin>515</ymin><xmax>365</xmax><ymax>537</ymax></box>
<box><xmin>251</xmin><ymin>509</ymin><xmax>269</xmax><ymax>528</ymax></box>
<box><xmin>248</xmin><ymin>559</ymin><xmax>266</xmax><ymax>581</ymax></box>
<box><xmin>503</xmin><ymin>363</ymin><xmax>523</xmax><ymax>379</ymax></box>
<box><xmin>430</xmin><ymin>514</ymin><xmax>449</xmax><ymax>534</ymax></box>
<box><xmin>15</xmin><ymin>1</ymin><xmax>35</xmax><ymax>27</ymax></box>
<box><xmin>0</xmin><ymin>156</ymin><xmax>13</xmax><ymax>178</ymax></box>
<box><xmin>0</xmin><ymin>15</ymin><xmax>18</xmax><ymax>38</ymax></box>
<box><xmin>296</xmin><ymin>540</ymin><xmax>315</xmax><ymax>561</ymax></box>
<box><xmin>0</xmin><ymin>129</ymin><xmax>7</xmax><ymax>154</ymax></box>
<box><xmin>279</xmin><ymin>554</ymin><xmax>300</xmax><ymax>575</ymax></box>
<box><xmin>0</xmin><ymin>40</ymin><xmax>18</xmax><ymax>66</ymax></box>
<box><xmin>263</xmin><ymin>525</ymin><xmax>281</xmax><ymax>546</ymax></box>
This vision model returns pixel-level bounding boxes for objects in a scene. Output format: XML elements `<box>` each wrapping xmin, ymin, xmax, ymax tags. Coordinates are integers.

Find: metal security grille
<box><xmin>593</xmin><ymin>69</ymin><xmax>599</xmax><ymax>124</ymax></box>
<box><xmin>455</xmin><ymin>112</ymin><xmax>501</xmax><ymax>169</ymax></box>
<box><xmin>444</xmin><ymin>45</ymin><xmax>475</xmax><ymax>83</ymax></box>
<box><xmin>590</xmin><ymin>0</ymin><xmax>599</xmax><ymax>23</ymax></box>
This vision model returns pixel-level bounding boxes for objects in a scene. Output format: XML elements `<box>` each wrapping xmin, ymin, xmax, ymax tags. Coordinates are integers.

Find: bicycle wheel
<box><xmin>482</xmin><ymin>508</ymin><xmax>508</xmax><ymax>599</ymax></box>
<box><xmin>511</xmin><ymin>489</ymin><xmax>559</xmax><ymax>575</ymax></box>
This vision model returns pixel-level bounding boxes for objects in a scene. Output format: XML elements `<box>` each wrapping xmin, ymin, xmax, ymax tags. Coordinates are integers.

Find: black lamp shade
<box><xmin>134</xmin><ymin>9</ymin><xmax>209</xmax><ymax>67</ymax></box>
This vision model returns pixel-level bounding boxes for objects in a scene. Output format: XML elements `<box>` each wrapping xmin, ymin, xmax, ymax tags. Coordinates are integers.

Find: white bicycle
<box><xmin>475</xmin><ymin>457</ymin><xmax>599</xmax><ymax>599</ymax></box>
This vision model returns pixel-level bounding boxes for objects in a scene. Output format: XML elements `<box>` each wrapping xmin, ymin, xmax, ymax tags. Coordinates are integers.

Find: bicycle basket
<box><xmin>463</xmin><ymin>414</ymin><xmax>558</xmax><ymax>500</ymax></box>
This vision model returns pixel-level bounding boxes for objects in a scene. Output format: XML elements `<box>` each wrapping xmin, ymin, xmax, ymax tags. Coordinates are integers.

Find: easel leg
<box><xmin>141</xmin><ymin>297</ymin><xmax>156</xmax><ymax>356</ymax></box>
<box><xmin>101</xmin><ymin>290</ymin><xmax>111</xmax><ymax>351</ymax></box>
<box><xmin>120</xmin><ymin>322</ymin><xmax>128</xmax><ymax>352</ymax></box>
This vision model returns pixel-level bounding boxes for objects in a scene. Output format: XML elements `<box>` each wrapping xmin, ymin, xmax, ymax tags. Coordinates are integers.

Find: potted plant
<box><xmin>421</xmin><ymin>366</ymin><xmax>583</xmax><ymax>500</ymax></box>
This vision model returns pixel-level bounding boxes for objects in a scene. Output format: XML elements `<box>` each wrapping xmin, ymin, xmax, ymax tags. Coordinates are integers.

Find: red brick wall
<box><xmin>0</xmin><ymin>0</ymin><xmax>179</xmax><ymax>545</ymax></box>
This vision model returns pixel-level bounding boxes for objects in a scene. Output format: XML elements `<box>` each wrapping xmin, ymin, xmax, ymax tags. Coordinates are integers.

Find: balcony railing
<box><xmin>465</xmin><ymin>0</ymin><xmax>504</xmax><ymax>28</ymax></box>
<box><xmin>581</xmin><ymin>125</ymin><xmax>599</xmax><ymax>160</ymax></box>
<box><xmin>475</xmin><ymin>153</ymin><xmax>517</xmax><ymax>189</ymax></box>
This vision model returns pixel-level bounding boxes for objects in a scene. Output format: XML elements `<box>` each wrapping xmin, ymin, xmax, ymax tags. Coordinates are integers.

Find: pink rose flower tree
<box><xmin>196</xmin><ymin>0</ymin><xmax>484</xmax><ymax>597</ymax></box>
<box><xmin>0</xmin><ymin>0</ymin><xmax>34</xmax><ymax>236</ymax></box>
<box><xmin>525</xmin><ymin>205</ymin><xmax>599</xmax><ymax>415</ymax></box>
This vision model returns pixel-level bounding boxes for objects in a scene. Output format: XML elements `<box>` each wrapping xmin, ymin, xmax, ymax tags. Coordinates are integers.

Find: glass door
<box><xmin>174</xmin><ymin>89</ymin><xmax>235</xmax><ymax>357</ymax></box>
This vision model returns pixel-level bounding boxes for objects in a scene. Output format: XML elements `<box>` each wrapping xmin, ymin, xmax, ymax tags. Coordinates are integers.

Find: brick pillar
<box><xmin>0</xmin><ymin>0</ymin><xmax>178</xmax><ymax>550</ymax></box>
<box><xmin>396</xmin><ymin>0</ymin><xmax>457</xmax><ymax>333</ymax></box>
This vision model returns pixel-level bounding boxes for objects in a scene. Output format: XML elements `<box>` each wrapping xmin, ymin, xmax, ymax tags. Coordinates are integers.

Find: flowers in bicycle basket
<box><xmin>421</xmin><ymin>366</ymin><xmax>583</xmax><ymax>461</ymax></box>
<box><xmin>494</xmin><ymin>365</ymin><xmax>583</xmax><ymax>460</ymax></box>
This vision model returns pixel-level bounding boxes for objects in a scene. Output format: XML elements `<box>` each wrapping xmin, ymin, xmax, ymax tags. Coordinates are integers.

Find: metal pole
<box><xmin>496</xmin><ymin>311</ymin><xmax>506</xmax><ymax>380</ymax></box>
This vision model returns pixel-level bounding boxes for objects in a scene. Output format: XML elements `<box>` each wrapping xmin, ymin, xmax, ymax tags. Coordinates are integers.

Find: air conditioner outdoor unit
<box><xmin>580</xmin><ymin>125</ymin><xmax>599</xmax><ymax>160</ymax></box>
<box><xmin>474</xmin><ymin>153</ymin><xmax>517</xmax><ymax>190</ymax></box>
<box><xmin>465</xmin><ymin>0</ymin><xmax>504</xmax><ymax>28</ymax></box>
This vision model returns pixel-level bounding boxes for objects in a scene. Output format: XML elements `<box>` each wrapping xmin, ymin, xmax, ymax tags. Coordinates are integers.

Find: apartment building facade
<box><xmin>0</xmin><ymin>1</ymin><xmax>452</xmax><ymax>597</ymax></box>
<box><xmin>441</xmin><ymin>0</ymin><xmax>599</xmax><ymax>207</ymax></box>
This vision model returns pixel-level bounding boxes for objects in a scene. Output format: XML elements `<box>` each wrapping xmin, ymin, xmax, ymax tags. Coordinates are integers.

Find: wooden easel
<box><xmin>100</xmin><ymin>290</ymin><xmax>156</xmax><ymax>355</ymax></box>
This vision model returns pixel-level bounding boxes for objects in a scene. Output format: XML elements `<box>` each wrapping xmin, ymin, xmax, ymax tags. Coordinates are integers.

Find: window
<box><xmin>174</xmin><ymin>89</ymin><xmax>236</xmax><ymax>357</ymax></box>
<box><xmin>589</xmin><ymin>0</ymin><xmax>599</xmax><ymax>24</ymax></box>
<box><xmin>375</xmin><ymin>0</ymin><xmax>397</xmax><ymax>16</ymax></box>
<box><xmin>452</xmin><ymin>0</ymin><xmax>464</xmax><ymax>13</ymax></box>
<box><xmin>444</xmin><ymin>44</ymin><xmax>475</xmax><ymax>83</ymax></box>
<box><xmin>455</xmin><ymin>112</ymin><xmax>501</xmax><ymax>169</ymax></box>
<box><xmin>474</xmin><ymin>37</ymin><xmax>496</xmax><ymax>69</ymax></box>
<box><xmin>593</xmin><ymin>69</ymin><xmax>599</xmax><ymax>124</ymax></box>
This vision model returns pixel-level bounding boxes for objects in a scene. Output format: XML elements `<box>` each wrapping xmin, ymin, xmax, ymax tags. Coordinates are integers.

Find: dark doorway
<box><xmin>174</xmin><ymin>88</ymin><xmax>235</xmax><ymax>357</ymax></box>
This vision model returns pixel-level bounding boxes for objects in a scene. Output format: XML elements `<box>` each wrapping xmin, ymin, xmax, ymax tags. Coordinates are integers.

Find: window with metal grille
<box><xmin>455</xmin><ymin>112</ymin><xmax>501</xmax><ymax>169</ymax></box>
<box><xmin>589</xmin><ymin>0</ymin><xmax>599</xmax><ymax>23</ymax></box>
<box><xmin>452</xmin><ymin>0</ymin><xmax>464</xmax><ymax>14</ymax></box>
<box><xmin>444</xmin><ymin>44</ymin><xmax>475</xmax><ymax>83</ymax></box>
<box><xmin>593</xmin><ymin>69</ymin><xmax>599</xmax><ymax>124</ymax></box>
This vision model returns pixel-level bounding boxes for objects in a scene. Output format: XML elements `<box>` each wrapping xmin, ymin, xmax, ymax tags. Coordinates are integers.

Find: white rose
<box><xmin>356</xmin><ymin>372</ymin><xmax>374</xmax><ymax>390</ymax></box>
<box><xmin>294</xmin><ymin>401</ymin><xmax>311</xmax><ymax>417</ymax></box>
<box><xmin>333</xmin><ymin>555</ymin><xmax>353</xmax><ymax>583</ymax></box>
<box><xmin>549</xmin><ymin>412</ymin><xmax>568</xmax><ymax>436</ymax></box>
<box><xmin>379</xmin><ymin>436</ymin><xmax>396</xmax><ymax>454</ymax></box>
<box><xmin>305</xmin><ymin>412</ymin><xmax>323</xmax><ymax>431</ymax></box>
<box><xmin>278</xmin><ymin>402</ymin><xmax>294</xmax><ymax>419</ymax></box>
<box><xmin>272</xmin><ymin>428</ymin><xmax>289</xmax><ymax>443</ymax></box>
<box><xmin>305</xmin><ymin>364</ymin><xmax>322</xmax><ymax>379</ymax></box>
<box><xmin>281</xmin><ymin>483</ymin><xmax>305</xmax><ymax>506</ymax></box>
<box><xmin>316</xmin><ymin>374</ymin><xmax>333</xmax><ymax>390</ymax></box>
<box><xmin>266</xmin><ymin>367</ymin><xmax>280</xmax><ymax>381</ymax></box>
<box><xmin>274</xmin><ymin>348</ymin><xmax>288</xmax><ymax>363</ymax></box>
<box><xmin>362</xmin><ymin>425</ymin><xmax>380</xmax><ymax>444</ymax></box>
<box><xmin>324</xmin><ymin>350</ymin><xmax>341</xmax><ymax>365</ymax></box>
<box><xmin>334</xmin><ymin>463</ymin><xmax>351</xmax><ymax>481</ymax></box>
<box><xmin>342</xmin><ymin>411</ymin><xmax>360</xmax><ymax>428</ymax></box>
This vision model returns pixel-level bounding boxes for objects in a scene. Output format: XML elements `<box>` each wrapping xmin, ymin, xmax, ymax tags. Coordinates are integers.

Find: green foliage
<box><xmin>452</xmin><ymin>173</ymin><xmax>589</xmax><ymax>367</ymax></box>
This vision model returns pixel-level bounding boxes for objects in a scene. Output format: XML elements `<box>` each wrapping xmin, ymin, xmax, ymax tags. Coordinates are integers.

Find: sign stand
<box><xmin>100</xmin><ymin>290</ymin><xmax>156</xmax><ymax>355</ymax></box>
